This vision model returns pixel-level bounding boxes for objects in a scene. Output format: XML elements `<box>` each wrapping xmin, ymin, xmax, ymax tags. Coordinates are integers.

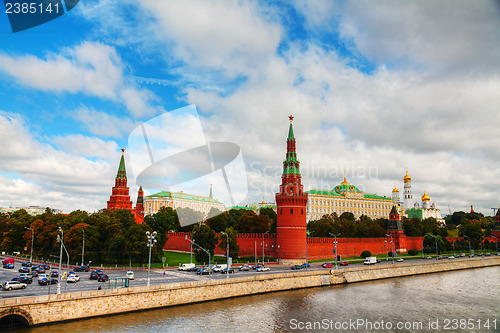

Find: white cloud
<box><xmin>71</xmin><ymin>107</ymin><xmax>137</xmax><ymax>138</ymax></box>
<box><xmin>0</xmin><ymin>41</ymin><xmax>159</xmax><ymax>118</ymax></box>
<box><xmin>50</xmin><ymin>134</ymin><xmax>119</xmax><ymax>159</ymax></box>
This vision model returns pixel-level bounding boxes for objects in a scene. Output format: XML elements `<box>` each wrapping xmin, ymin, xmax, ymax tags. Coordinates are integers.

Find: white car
<box><xmin>67</xmin><ymin>274</ymin><xmax>80</xmax><ymax>283</ymax></box>
<box><xmin>126</xmin><ymin>270</ymin><xmax>135</xmax><ymax>280</ymax></box>
<box><xmin>2</xmin><ymin>281</ymin><xmax>27</xmax><ymax>290</ymax></box>
<box><xmin>256</xmin><ymin>266</ymin><xmax>270</xmax><ymax>272</ymax></box>
<box><xmin>396</xmin><ymin>258</ymin><xmax>404</xmax><ymax>262</ymax></box>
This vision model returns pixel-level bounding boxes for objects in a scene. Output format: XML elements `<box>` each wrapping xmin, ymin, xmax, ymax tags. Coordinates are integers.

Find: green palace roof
<box><xmin>147</xmin><ymin>191</ymin><xmax>222</xmax><ymax>204</ymax></box>
<box><xmin>306</xmin><ymin>183</ymin><xmax>390</xmax><ymax>201</ymax></box>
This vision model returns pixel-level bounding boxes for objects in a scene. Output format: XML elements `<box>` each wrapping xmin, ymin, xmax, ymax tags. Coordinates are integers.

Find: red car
<box><xmin>340</xmin><ymin>261</ymin><xmax>349</xmax><ymax>266</ymax></box>
<box><xmin>322</xmin><ymin>262</ymin><xmax>333</xmax><ymax>268</ymax></box>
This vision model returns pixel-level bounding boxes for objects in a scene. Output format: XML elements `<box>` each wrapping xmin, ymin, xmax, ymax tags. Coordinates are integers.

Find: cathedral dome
<box><xmin>392</xmin><ymin>187</ymin><xmax>399</xmax><ymax>193</ymax></box>
<box><xmin>403</xmin><ymin>171</ymin><xmax>411</xmax><ymax>183</ymax></box>
<box><xmin>421</xmin><ymin>191</ymin><xmax>430</xmax><ymax>201</ymax></box>
<box><xmin>340</xmin><ymin>177</ymin><xmax>350</xmax><ymax>186</ymax></box>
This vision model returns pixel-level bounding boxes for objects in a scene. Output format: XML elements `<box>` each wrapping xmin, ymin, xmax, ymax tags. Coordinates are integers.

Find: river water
<box><xmin>17</xmin><ymin>266</ymin><xmax>499</xmax><ymax>332</ymax></box>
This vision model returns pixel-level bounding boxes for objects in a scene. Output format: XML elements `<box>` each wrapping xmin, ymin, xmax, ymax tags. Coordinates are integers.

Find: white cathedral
<box><xmin>391</xmin><ymin>170</ymin><xmax>445</xmax><ymax>225</ymax></box>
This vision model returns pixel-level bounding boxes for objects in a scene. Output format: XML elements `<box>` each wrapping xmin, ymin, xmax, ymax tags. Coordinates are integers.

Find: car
<box><xmin>212</xmin><ymin>265</ymin><xmax>222</xmax><ymax>272</ymax></box>
<box><xmin>12</xmin><ymin>276</ymin><xmax>32</xmax><ymax>284</ymax></box>
<box><xmin>187</xmin><ymin>266</ymin><xmax>198</xmax><ymax>272</ymax></box>
<box><xmin>126</xmin><ymin>270</ymin><xmax>135</xmax><ymax>280</ymax></box>
<box><xmin>3</xmin><ymin>263</ymin><xmax>14</xmax><ymax>269</ymax></box>
<box><xmin>340</xmin><ymin>261</ymin><xmax>349</xmax><ymax>266</ymax></box>
<box><xmin>30</xmin><ymin>270</ymin><xmax>38</xmax><ymax>277</ymax></box>
<box><xmin>73</xmin><ymin>265</ymin><xmax>90</xmax><ymax>272</ymax></box>
<box><xmin>31</xmin><ymin>265</ymin><xmax>39</xmax><ymax>271</ymax></box>
<box><xmin>67</xmin><ymin>274</ymin><xmax>80</xmax><ymax>283</ymax></box>
<box><xmin>97</xmin><ymin>274</ymin><xmax>109</xmax><ymax>282</ymax></box>
<box><xmin>468</xmin><ymin>254</ymin><xmax>474</xmax><ymax>258</ymax></box>
<box><xmin>447</xmin><ymin>256</ymin><xmax>454</xmax><ymax>259</ymax></box>
<box><xmin>2</xmin><ymin>281</ymin><xmax>27</xmax><ymax>290</ymax></box>
<box><xmin>256</xmin><ymin>266</ymin><xmax>270</xmax><ymax>272</ymax></box>
<box><xmin>198</xmin><ymin>267</ymin><xmax>212</xmax><ymax>275</ymax></box>
<box><xmin>21</xmin><ymin>262</ymin><xmax>32</xmax><ymax>267</ymax></box>
<box><xmin>221</xmin><ymin>267</ymin><xmax>234</xmax><ymax>274</ymax></box>
<box><xmin>322</xmin><ymin>262</ymin><xmax>333</xmax><ymax>268</ymax></box>
<box><xmin>485</xmin><ymin>253</ymin><xmax>491</xmax><ymax>256</ymax></box>
<box><xmin>90</xmin><ymin>270</ymin><xmax>103</xmax><ymax>279</ymax></box>
<box><xmin>20</xmin><ymin>273</ymin><xmax>33</xmax><ymax>279</ymax></box>
<box><xmin>291</xmin><ymin>265</ymin><xmax>302</xmax><ymax>270</ymax></box>
<box><xmin>252</xmin><ymin>264</ymin><xmax>263</xmax><ymax>270</ymax></box>
<box><xmin>425</xmin><ymin>256</ymin><xmax>433</xmax><ymax>260</ymax></box>
<box><xmin>50</xmin><ymin>271</ymin><xmax>59</xmax><ymax>278</ymax></box>
<box><xmin>38</xmin><ymin>278</ymin><xmax>58</xmax><ymax>286</ymax></box>
<box><xmin>18</xmin><ymin>267</ymin><xmax>30</xmax><ymax>273</ymax></box>
<box><xmin>460</xmin><ymin>253</ymin><xmax>466</xmax><ymax>257</ymax></box>
<box><xmin>300</xmin><ymin>263</ymin><xmax>310</xmax><ymax>269</ymax></box>
<box><xmin>36</xmin><ymin>268</ymin><xmax>46</xmax><ymax>274</ymax></box>
<box><xmin>396</xmin><ymin>258</ymin><xmax>404</xmax><ymax>262</ymax></box>
<box><xmin>239</xmin><ymin>264</ymin><xmax>252</xmax><ymax>271</ymax></box>
<box><xmin>496</xmin><ymin>253</ymin><xmax>500</xmax><ymax>256</ymax></box>
<box><xmin>376</xmin><ymin>259</ymin><xmax>381</xmax><ymax>263</ymax></box>
<box><xmin>41</xmin><ymin>264</ymin><xmax>50</xmax><ymax>270</ymax></box>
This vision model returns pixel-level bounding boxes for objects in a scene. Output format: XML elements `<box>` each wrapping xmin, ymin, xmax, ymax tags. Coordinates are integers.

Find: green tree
<box><xmin>235</xmin><ymin>210</ymin><xmax>258</xmax><ymax>233</ymax></box>
<box><xmin>192</xmin><ymin>224</ymin><xmax>217</xmax><ymax>264</ymax></box>
<box><xmin>218</xmin><ymin>227</ymin><xmax>239</xmax><ymax>259</ymax></box>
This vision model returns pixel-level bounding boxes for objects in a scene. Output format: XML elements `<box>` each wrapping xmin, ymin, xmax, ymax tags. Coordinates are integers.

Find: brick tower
<box><xmin>275</xmin><ymin>115</ymin><xmax>308</xmax><ymax>264</ymax></box>
<box><xmin>133</xmin><ymin>186</ymin><xmax>144</xmax><ymax>224</ymax></box>
<box><xmin>107</xmin><ymin>149</ymin><xmax>133</xmax><ymax>211</ymax></box>
<box><xmin>387</xmin><ymin>205</ymin><xmax>407</xmax><ymax>253</ymax></box>
<box><xmin>492</xmin><ymin>208</ymin><xmax>500</xmax><ymax>238</ymax></box>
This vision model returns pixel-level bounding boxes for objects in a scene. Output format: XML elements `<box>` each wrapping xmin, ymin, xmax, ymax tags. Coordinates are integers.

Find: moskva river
<box><xmin>18</xmin><ymin>266</ymin><xmax>499</xmax><ymax>332</ymax></box>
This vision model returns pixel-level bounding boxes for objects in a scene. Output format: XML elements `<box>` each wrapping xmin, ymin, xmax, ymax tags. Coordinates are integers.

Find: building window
<box><xmin>301</xmin><ymin>209</ymin><xmax>304</xmax><ymax>215</ymax></box>
<box><xmin>280</xmin><ymin>209</ymin><xmax>282</xmax><ymax>214</ymax></box>
<box><xmin>291</xmin><ymin>208</ymin><xmax>293</xmax><ymax>214</ymax></box>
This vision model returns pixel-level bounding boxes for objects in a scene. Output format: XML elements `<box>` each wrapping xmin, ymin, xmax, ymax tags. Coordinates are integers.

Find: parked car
<box><xmin>396</xmin><ymin>258</ymin><xmax>404</xmax><ymax>262</ymax></box>
<box><xmin>447</xmin><ymin>256</ymin><xmax>455</xmax><ymax>259</ymax></box>
<box><xmin>31</xmin><ymin>265</ymin><xmax>39</xmax><ymax>271</ymax></box>
<box><xmin>239</xmin><ymin>264</ymin><xmax>252</xmax><ymax>271</ymax></box>
<box><xmin>21</xmin><ymin>262</ymin><xmax>32</xmax><ymax>267</ymax></box>
<box><xmin>252</xmin><ymin>264</ymin><xmax>263</xmax><ymax>270</ymax></box>
<box><xmin>50</xmin><ymin>271</ymin><xmax>59</xmax><ymax>278</ymax></box>
<box><xmin>187</xmin><ymin>266</ymin><xmax>198</xmax><ymax>272</ymax></box>
<box><xmin>36</xmin><ymin>268</ymin><xmax>46</xmax><ymax>274</ymax></box>
<box><xmin>41</xmin><ymin>264</ymin><xmax>50</xmax><ymax>270</ymax></box>
<box><xmin>322</xmin><ymin>262</ymin><xmax>333</xmax><ymax>268</ymax></box>
<box><xmin>301</xmin><ymin>263</ymin><xmax>311</xmax><ymax>269</ymax></box>
<box><xmin>340</xmin><ymin>261</ymin><xmax>349</xmax><ymax>266</ymax></box>
<box><xmin>67</xmin><ymin>274</ymin><xmax>80</xmax><ymax>283</ymax></box>
<box><xmin>38</xmin><ymin>278</ymin><xmax>58</xmax><ymax>286</ymax></box>
<box><xmin>11</xmin><ymin>276</ymin><xmax>32</xmax><ymax>284</ymax></box>
<box><xmin>2</xmin><ymin>281</ymin><xmax>27</xmax><ymax>290</ymax></box>
<box><xmin>460</xmin><ymin>253</ymin><xmax>466</xmax><ymax>257</ymax></box>
<box><xmin>126</xmin><ymin>270</ymin><xmax>135</xmax><ymax>280</ymax></box>
<box><xmin>90</xmin><ymin>270</ymin><xmax>103</xmax><ymax>279</ymax></box>
<box><xmin>198</xmin><ymin>267</ymin><xmax>211</xmax><ymax>275</ymax></box>
<box><xmin>73</xmin><ymin>266</ymin><xmax>89</xmax><ymax>272</ymax></box>
<box><xmin>220</xmin><ymin>267</ymin><xmax>234</xmax><ymax>274</ymax></box>
<box><xmin>291</xmin><ymin>265</ymin><xmax>302</xmax><ymax>270</ymax></box>
<box><xmin>256</xmin><ymin>266</ymin><xmax>270</xmax><ymax>272</ymax></box>
<box><xmin>3</xmin><ymin>263</ymin><xmax>14</xmax><ymax>269</ymax></box>
<box><xmin>30</xmin><ymin>270</ymin><xmax>38</xmax><ymax>277</ymax></box>
<box><xmin>485</xmin><ymin>253</ymin><xmax>491</xmax><ymax>256</ymax></box>
<box><xmin>19</xmin><ymin>273</ymin><xmax>33</xmax><ymax>279</ymax></box>
<box><xmin>97</xmin><ymin>274</ymin><xmax>109</xmax><ymax>282</ymax></box>
<box><xmin>18</xmin><ymin>267</ymin><xmax>30</xmax><ymax>273</ymax></box>
<box><xmin>425</xmin><ymin>256</ymin><xmax>433</xmax><ymax>260</ymax></box>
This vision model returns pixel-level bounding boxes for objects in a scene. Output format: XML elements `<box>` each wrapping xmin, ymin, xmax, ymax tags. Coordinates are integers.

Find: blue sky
<box><xmin>0</xmin><ymin>0</ymin><xmax>499</xmax><ymax>215</ymax></box>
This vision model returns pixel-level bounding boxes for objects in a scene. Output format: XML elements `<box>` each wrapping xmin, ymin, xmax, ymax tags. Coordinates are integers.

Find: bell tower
<box><xmin>107</xmin><ymin>149</ymin><xmax>133</xmax><ymax>211</ymax></box>
<box><xmin>275</xmin><ymin>115</ymin><xmax>308</xmax><ymax>264</ymax></box>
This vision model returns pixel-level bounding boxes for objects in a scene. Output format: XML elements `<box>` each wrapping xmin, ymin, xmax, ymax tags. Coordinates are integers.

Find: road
<box><xmin>0</xmin><ymin>255</ymin><xmax>478</xmax><ymax>298</ymax></box>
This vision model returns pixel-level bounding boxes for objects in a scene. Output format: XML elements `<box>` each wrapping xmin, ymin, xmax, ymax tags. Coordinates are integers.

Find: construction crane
<box><xmin>491</xmin><ymin>208</ymin><xmax>498</xmax><ymax>216</ymax></box>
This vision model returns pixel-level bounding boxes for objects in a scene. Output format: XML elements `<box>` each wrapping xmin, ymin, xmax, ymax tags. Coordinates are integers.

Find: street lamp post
<box><xmin>386</xmin><ymin>234</ymin><xmax>394</xmax><ymax>264</ymax></box>
<box><xmin>146</xmin><ymin>231</ymin><xmax>157</xmax><ymax>287</ymax></box>
<box><xmin>190</xmin><ymin>231</ymin><xmax>196</xmax><ymax>264</ymax></box>
<box><xmin>385</xmin><ymin>240</ymin><xmax>388</xmax><ymax>261</ymax></box>
<box><xmin>221</xmin><ymin>232</ymin><xmax>229</xmax><ymax>279</ymax></box>
<box><xmin>464</xmin><ymin>235</ymin><xmax>472</xmax><ymax>255</ymax></box>
<box><xmin>452</xmin><ymin>241</ymin><xmax>456</xmax><ymax>257</ymax></box>
<box><xmin>422</xmin><ymin>239</ymin><xmax>425</xmax><ymax>259</ymax></box>
<box><xmin>57</xmin><ymin>227</ymin><xmax>63</xmax><ymax>294</ymax></box>
<box><xmin>25</xmin><ymin>227</ymin><xmax>34</xmax><ymax>263</ymax></box>
<box><xmin>491</xmin><ymin>235</ymin><xmax>498</xmax><ymax>253</ymax></box>
<box><xmin>329</xmin><ymin>233</ymin><xmax>340</xmax><ymax>269</ymax></box>
<box><xmin>262</xmin><ymin>231</ymin><xmax>269</xmax><ymax>265</ymax></box>
<box><xmin>82</xmin><ymin>229</ymin><xmax>85</xmax><ymax>266</ymax></box>
<box><xmin>185</xmin><ymin>236</ymin><xmax>211</xmax><ymax>276</ymax></box>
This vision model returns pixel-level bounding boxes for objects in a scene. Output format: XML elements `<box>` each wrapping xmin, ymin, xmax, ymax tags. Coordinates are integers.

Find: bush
<box><xmin>408</xmin><ymin>249</ymin><xmax>419</xmax><ymax>256</ymax></box>
<box><xmin>360</xmin><ymin>251</ymin><xmax>371</xmax><ymax>258</ymax></box>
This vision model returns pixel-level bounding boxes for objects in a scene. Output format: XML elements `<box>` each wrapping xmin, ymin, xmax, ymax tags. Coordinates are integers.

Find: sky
<box><xmin>0</xmin><ymin>0</ymin><xmax>499</xmax><ymax>215</ymax></box>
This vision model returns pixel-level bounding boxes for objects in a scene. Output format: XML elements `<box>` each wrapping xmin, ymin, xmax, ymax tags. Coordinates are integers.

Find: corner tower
<box><xmin>275</xmin><ymin>115</ymin><xmax>308</xmax><ymax>264</ymax></box>
<box><xmin>387</xmin><ymin>205</ymin><xmax>407</xmax><ymax>253</ymax></box>
<box><xmin>492</xmin><ymin>208</ymin><xmax>500</xmax><ymax>238</ymax></box>
<box><xmin>107</xmin><ymin>149</ymin><xmax>133</xmax><ymax>211</ymax></box>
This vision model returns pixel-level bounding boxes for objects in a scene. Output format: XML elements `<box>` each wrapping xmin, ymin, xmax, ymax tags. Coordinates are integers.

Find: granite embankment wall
<box><xmin>1</xmin><ymin>257</ymin><xmax>498</xmax><ymax>327</ymax></box>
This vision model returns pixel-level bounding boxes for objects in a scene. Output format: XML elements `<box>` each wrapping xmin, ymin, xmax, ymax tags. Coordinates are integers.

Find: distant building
<box><xmin>229</xmin><ymin>199</ymin><xmax>277</xmax><ymax>213</ymax></box>
<box><xmin>144</xmin><ymin>185</ymin><xmax>225</xmax><ymax>218</ymax></box>
<box><xmin>406</xmin><ymin>191</ymin><xmax>445</xmax><ymax>225</ymax></box>
<box><xmin>306</xmin><ymin>177</ymin><xmax>394</xmax><ymax>221</ymax></box>
<box><xmin>0</xmin><ymin>206</ymin><xmax>62</xmax><ymax>216</ymax></box>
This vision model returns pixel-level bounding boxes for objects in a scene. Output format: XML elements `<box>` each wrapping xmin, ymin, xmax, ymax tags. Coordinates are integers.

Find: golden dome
<box><xmin>340</xmin><ymin>177</ymin><xmax>350</xmax><ymax>186</ymax></box>
<box><xmin>421</xmin><ymin>190</ymin><xmax>430</xmax><ymax>201</ymax></box>
<box><xmin>392</xmin><ymin>186</ymin><xmax>399</xmax><ymax>193</ymax></box>
<box><xmin>403</xmin><ymin>170</ymin><xmax>411</xmax><ymax>183</ymax></box>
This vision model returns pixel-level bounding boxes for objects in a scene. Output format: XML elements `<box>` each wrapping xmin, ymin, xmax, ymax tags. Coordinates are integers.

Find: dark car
<box><xmin>340</xmin><ymin>261</ymin><xmax>349</xmax><ymax>266</ymax></box>
<box><xmin>36</xmin><ymin>268</ymin><xmax>46</xmax><ymax>274</ymax></box>
<box><xmin>38</xmin><ymin>278</ymin><xmax>58</xmax><ymax>286</ymax></box>
<box><xmin>31</xmin><ymin>265</ymin><xmax>39</xmax><ymax>271</ymax></box>
<box><xmin>41</xmin><ymin>264</ymin><xmax>50</xmax><ymax>270</ymax></box>
<box><xmin>301</xmin><ymin>263</ymin><xmax>311</xmax><ymax>269</ymax></box>
<box><xmin>322</xmin><ymin>262</ymin><xmax>333</xmax><ymax>268</ymax></box>
<box><xmin>50</xmin><ymin>271</ymin><xmax>59</xmax><ymax>278</ymax></box>
<box><xmin>291</xmin><ymin>265</ymin><xmax>302</xmax><ymax>270</ymax></box>
<box><xmin>3</xmin><ymin>263</ymin><xmax>14</xmax><ymax>269</ymax></box>
<box><xmin>90</xmin><ymin>270</ymin><xmax>103</xmax><ymax>279</ymax></box>
<box><xmin>187</xmin><ymin>266</ymin><xmax>198</xmax><ymax>272</ymax></box>
<box><xmin>221</xmin><ymin>267</ymin><xmax>234</xmax><ymax>274</ymax></box>
<box><xmin>73</xmin><ymin>265</ymin><xmax>89</xmax><ymax>272</ymax></box>
<box><xmin>31</xmin><ymin>270</ymin><xmax>38</xmax><ymax>277</ymax></box>
<box><xmin>21</xmin><ymin>262</ymin><xmax>32</xmax><ymax>267</ymax></box>
<box><xmin>12</xmin><ymin>276</ymin><xmax>32</xmax><ymax>284</ymax></box>
<box><xmin>97</xmin><ymin>274</ymin><xmax>109</xmax><ymax>282</ymax></box>
<box><xmin>252</xmin><ymin>264</ymin><xmax>263</xmax><ymax>270</ymax></box>
<box><xmin>199</xmin><ymin>268</ymin><xmax>211</xmax><ymax>275</ymax></box>
<box><xmin>239</xmin><ymin>264</ymin><xmax>251</xmax><ymax>271</ymax></box>
<box><xmin>18</xmin><ymin>267</ymin><xmax>30</xmax><ymax>273</ymax></box>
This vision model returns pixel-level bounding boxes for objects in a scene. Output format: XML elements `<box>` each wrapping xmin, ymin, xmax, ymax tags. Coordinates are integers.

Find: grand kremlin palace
<box><xmin>306</xmin><ymin>177</ymin><xmax>393</xmax><ymax>222</ymax></box>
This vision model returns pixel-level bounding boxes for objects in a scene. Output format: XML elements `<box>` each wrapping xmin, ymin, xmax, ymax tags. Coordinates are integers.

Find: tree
<box><xmin>206</xmin><ymin>211</ymin><xmax>230</xmax><ymax>232</ymax></box>
<box><xmin>218</xmin><ymin>227</ymin><xmax>239</xmax><ymax>259</ymax></box>
<box><xmin>235</xmin><ymin>210</ymin><xmax>258</xmax><ymax>233</ymax></box>
<box><xmin>458</xmin><ymin>222</ymin><xmax>483</xmax><ymax>249</ymax></box>
<box><xmin>145</xmin><ymin>207</ymin><xmax>179</xmax><ymax>254</ymax></box>
<box><xmin>177</xmin><ymin>207</ymin><xmax>204</xmax><ymax>228</ymax></box>
<box><xmin>253</xmin><ymin>215</ymin><xmax>271</xmax><ymax>233</ymax></box>
<box><xmin>259</xmin><ymin>208</ymin><xmax>277</xmax><ymax>233</ymax></box>
<box><xmin>192</xmin><ymin>224</ymin><xmax>217</xmax><ymax>264</ymax></box>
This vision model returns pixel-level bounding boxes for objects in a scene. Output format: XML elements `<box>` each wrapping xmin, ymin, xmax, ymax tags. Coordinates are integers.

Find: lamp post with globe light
<box><xmin>146</xmin><ymin>231</ymin><xmax>157</xmax><ymax>287</ymax></box>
